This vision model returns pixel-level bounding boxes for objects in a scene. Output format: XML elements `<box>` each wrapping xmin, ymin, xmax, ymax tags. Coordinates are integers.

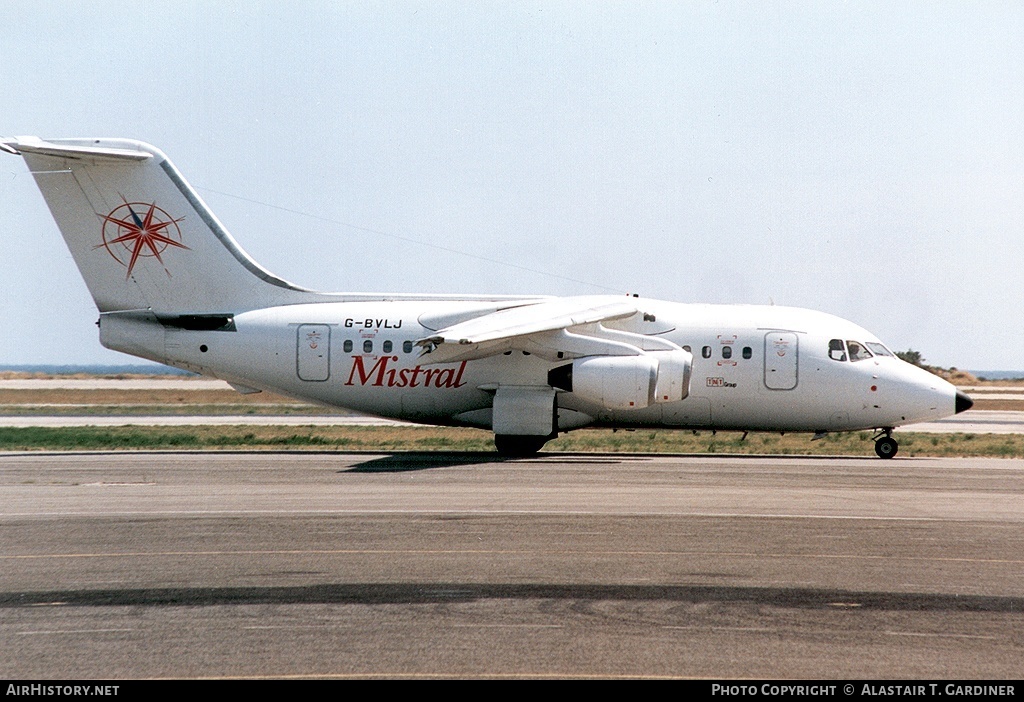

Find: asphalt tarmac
<box><xmin>1</xmin><ymin>451</ymin><xmax>1021</xmax><ymax>679</ymax></box>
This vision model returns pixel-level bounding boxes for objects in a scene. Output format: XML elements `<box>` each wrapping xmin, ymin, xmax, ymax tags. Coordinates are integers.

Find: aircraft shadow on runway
<box><xmin>1</xmin><ymin>583</ymin><xmax>1021</xmax><ymax>613</ymax></box>
<box><xmin>342</xmin><ymin>452</ymin><xmax>516</xmax><ymax>472</ymax></box>
<box><xmin>341</xmin><ymin>452</ymin><xmax>627</xmax><ymax>472</ymax></box>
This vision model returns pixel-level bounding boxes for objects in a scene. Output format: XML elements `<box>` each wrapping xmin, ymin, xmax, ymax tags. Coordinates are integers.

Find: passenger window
<box><xmin>343</xmin><ymin>340</ymin><xmax>353</xmax><ymax>353</ymax></box>
<box><xmin>702</xmin><ymin>346</ymin><xmax>711</xmax><ymax>359</ymax></box>
<box><xmin>828</xmin><ymin>339</ymin><xmax>847</xmax><ymax>362</ymax></box>
<box><xmin>742</xmin><ymin>346</ymin><xmax>752</xmax><ymax>360</ymax></box>
<box><xmin>403</xmin><ymin>340</ymin><xmax>414</xmax><ymax>353</ymax></box>
<box><xmin>383</xmin><ymin>340</ymin><xmax>393</xmax><ymax>353</ymax></box>
<box><xmin>847</xmin><ymin>340</ymin><xmax>872</xmax><ymax>362</ymax></box>
<box><xmin>722</xmin><ymin>346</ymin><xmax>732</xmax><ymax>359</ymax></box>
<box><xmin>363</xmin><ymin>340</ymin><xmax>373</xmax><ymax>353</ymax></box>
<box><xmin>682</xmin><ymin>345</ymin><xmax>691</xmax><ymax>353</ymax></box>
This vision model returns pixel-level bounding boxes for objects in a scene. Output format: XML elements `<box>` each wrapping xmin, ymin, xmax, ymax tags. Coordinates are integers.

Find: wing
<box><xmin>416</xmin><ymin>295</ymin><xmax>693</xmax><ymax>408</ymax></box>
<box><xmin>415</xmin><ymin>295</ymin><xmax>679</xmax><ymax>364</ymax></box>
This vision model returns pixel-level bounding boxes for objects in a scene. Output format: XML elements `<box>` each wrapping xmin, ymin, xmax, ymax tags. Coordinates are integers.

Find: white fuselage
<box><xmin>100</xmin><ymin>297</ymin><xmax>959</xmax><ymax>434</ymax></box>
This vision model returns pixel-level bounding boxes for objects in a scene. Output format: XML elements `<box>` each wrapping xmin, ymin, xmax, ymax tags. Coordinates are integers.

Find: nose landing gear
<box><xmin>872</xmin><ymin>428</ymin><xmax>898</xmax><ymax>459</ymax></box>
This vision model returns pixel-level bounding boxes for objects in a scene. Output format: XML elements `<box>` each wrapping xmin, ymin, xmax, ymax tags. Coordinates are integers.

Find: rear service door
<box><xmin>297</xmin><ymin>324</ymin><xmax>331</xmax><ymax>381</ymax></box>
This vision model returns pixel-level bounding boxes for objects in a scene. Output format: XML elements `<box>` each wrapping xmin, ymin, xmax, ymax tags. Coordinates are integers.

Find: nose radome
<box><xmin>955</xmin><ymin>390</ymin><xmax>974</xmax><ymax>414</ymax></box>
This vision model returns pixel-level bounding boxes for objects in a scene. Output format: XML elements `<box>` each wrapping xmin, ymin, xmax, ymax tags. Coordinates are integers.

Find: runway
<box><xmin>1</xmin><ymin>451</ymin><xmax>1022</xmax><ymax>679</ymax></box>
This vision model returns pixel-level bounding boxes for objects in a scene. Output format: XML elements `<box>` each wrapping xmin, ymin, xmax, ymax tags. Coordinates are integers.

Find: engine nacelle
<box><xmin>548</xmin><ymin>350</ymin><xmax>692</xmax><ymax>410</ymax></box>
<box><xmin>652</xmin><ymin>349</ymin><xmax>692</xmax><ymax>404</ymax></box>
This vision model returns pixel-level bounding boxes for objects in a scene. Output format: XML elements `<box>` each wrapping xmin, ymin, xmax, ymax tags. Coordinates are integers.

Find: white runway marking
<box><xmin>0</xmin><ymin>378</ymin><xmax>230</xmax><ymax>390</ymax></box>
<box><xmin>0</xmin><ymin>415</ymin><xmax>411</xmax><ymax>427</ymax></box>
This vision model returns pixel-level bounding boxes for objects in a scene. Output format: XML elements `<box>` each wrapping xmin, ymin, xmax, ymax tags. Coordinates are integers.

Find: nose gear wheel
<box><xmin>872</xmin><ymin>428</ymin><xmax>898</xmax><ymax>459</ymax></box>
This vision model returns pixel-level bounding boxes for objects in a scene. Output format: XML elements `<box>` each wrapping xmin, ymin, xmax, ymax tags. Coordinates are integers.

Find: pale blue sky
<box><xmin>2</xmin><ymin>1</ymin><xmax>1022</xmax><ymax>369</ymax></box>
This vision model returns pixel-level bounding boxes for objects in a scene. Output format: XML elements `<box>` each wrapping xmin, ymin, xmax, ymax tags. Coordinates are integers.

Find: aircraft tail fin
<box><xmin>3</xmin><ymin>137</ymin><xmax>322</xmax><ymax>315</ymax></box>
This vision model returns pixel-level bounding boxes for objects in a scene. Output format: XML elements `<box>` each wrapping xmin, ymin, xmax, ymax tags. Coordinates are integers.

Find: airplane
<box><xmin>1</xmin><ymin>136</ymin><xmax>973</xmax><ymax>458</ymax></box>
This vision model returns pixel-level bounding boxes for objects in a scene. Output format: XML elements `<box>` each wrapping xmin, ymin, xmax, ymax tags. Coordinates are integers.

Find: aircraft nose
<box><xmin>955</xmin><ymin>390</ymin><xmax>974</xmax><ymax>414</ymax></box>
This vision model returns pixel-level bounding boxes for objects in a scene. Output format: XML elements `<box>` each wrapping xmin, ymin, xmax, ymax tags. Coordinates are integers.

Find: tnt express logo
<box><xmin>706</xmin><ymin>377</ymin><xmax>736</xmax><ymax>388</ymax></box>
<box><xmin>96</xmin><ymin>199</ymin><xmax>188</xmax><ymax>278</ymax></box>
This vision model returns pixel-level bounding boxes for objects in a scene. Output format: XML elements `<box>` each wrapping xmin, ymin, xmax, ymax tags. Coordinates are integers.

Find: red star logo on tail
<box><xmin>96</xmin><ymin>198</ymin><xmax>188</xmax><ymax>278</ymax></box>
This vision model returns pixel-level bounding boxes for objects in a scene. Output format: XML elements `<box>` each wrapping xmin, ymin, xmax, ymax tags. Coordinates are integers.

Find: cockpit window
<box><xmin>866</xmin><ymin>342</ymin><xmax>893</xmax><ymax>357</ymax></box>
<box><xmin>847</xmin><ymin>340</ymin><xmax>873</xmax><ymax>362</ymax></box>
<box><xmin>828</xmin><ymin>339</ymin><xmax>847</xmax><ymax>362</ymax></box>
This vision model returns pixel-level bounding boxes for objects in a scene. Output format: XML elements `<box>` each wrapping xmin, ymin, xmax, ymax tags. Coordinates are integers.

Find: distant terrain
<box><xmin>971</xmin><ymin>370</ymin><xmax>1024</xmax><ymax>381</ymax></box>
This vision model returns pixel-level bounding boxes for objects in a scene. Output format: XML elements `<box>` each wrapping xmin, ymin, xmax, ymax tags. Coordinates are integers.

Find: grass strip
<box><xmin>0</xmin><ymin>425</ymin><xmax>1021</xmax><ymax>458</ymax></box>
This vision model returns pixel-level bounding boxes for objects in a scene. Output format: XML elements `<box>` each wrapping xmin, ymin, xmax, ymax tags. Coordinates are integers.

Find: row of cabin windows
<box><xmin>682</xmin><ymin>344</ymin><xmax>753</xmax><ymax>360</ymax></box>
<box><xmin>343</xmin><ymin>339</ymin><xmax>416</xmax><ymax>354</ymax></box>
<box><xmin>341</xmin><ymin>339</ymin><xmax>766</xmax><ymax>362</ymax></box>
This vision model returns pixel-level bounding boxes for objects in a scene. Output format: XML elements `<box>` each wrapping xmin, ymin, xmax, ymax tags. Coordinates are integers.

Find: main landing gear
<box><xmin>872</xmin><ymin>428</ymin><xmax>898</xmax><ymax>459</ymax></box>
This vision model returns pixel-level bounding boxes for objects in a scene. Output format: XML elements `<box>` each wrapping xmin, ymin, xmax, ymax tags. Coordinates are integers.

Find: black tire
<box><xmin>874</xmin><ymin>437</ymin><xmax>898</xmax><ymax>459</ymax></box>
<box><xmin>494</xmin><ymin>435</ymin><xmax>548</xmax><ymax>456</ymax></box>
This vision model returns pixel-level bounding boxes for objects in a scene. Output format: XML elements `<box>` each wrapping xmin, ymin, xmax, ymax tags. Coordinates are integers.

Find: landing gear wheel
<box><xmin>874</xmin><ymin>436</ymin><xmax>899</xmax><ymax>459</ymax></box>
<box><xmin>494</xmin><ymin>435</ymin><xmax>548</xmax><ymax>457</ymax></box>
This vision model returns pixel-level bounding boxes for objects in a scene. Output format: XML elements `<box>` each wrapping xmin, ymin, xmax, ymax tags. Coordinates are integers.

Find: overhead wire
<box><xmin>196</xmin><ymin>185</ymin><xmax>627</xmax><ymax>294</ymax></box>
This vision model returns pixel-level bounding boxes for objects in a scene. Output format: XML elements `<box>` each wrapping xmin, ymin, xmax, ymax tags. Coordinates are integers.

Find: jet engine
<box><xmin>548</xmin><ymin>350</ymin><xmax>692</xmax><ymax>410</ymax></box>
